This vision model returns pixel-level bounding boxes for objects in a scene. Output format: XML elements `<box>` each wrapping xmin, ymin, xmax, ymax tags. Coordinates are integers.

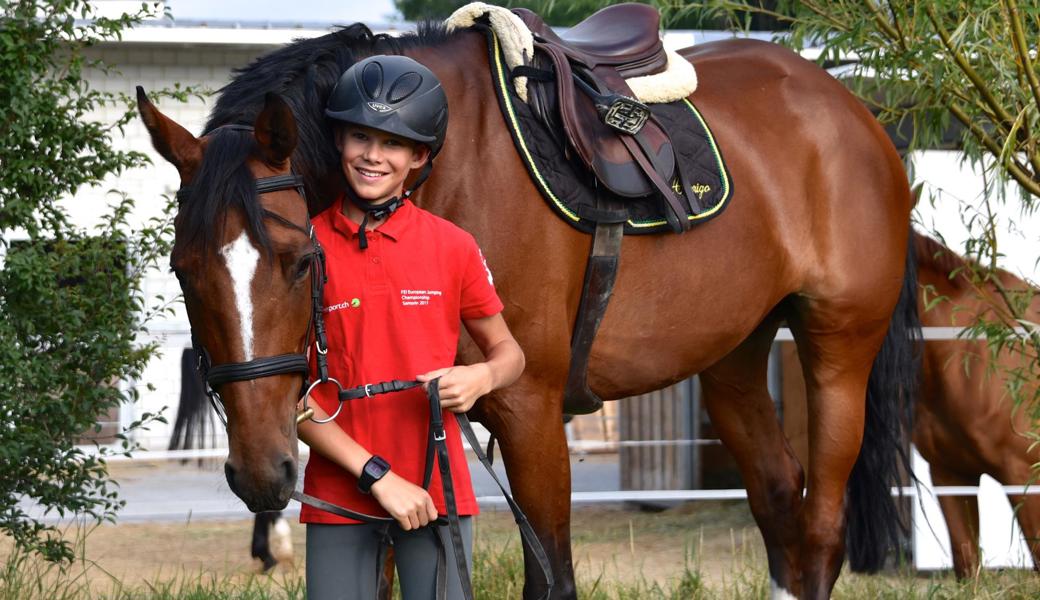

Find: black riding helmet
<box><xmin>326</xmin><ymin>54</ymin><xmax>448</xmax><ymax>157</ymax></box>
<box><xmin>326</xmin><ymin>55</ymin><xmax>448</xmax><ymax>249</ymax></box>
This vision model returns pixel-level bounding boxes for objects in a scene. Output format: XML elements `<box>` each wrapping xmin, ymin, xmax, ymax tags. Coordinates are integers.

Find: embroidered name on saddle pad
<box><xmin>485</xmin><ymin>31</ymin><xmax>733</xmax><ymax>235</ymax></box>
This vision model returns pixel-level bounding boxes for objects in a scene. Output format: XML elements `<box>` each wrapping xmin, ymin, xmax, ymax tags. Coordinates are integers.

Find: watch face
<box><xmin>366</xmin><ymin>456</ymin><xmax>390</xmax><ymax>479</ymax></box>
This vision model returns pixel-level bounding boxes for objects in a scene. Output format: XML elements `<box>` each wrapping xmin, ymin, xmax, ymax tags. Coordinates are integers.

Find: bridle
<box><xmin>175</xmin><ymin>125</ymin><xmax>343</xmax><ymax>426</ymax></box>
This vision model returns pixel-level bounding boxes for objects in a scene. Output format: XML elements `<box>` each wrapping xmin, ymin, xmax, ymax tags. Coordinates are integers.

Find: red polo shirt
<box><xmin>300</xmin><ymin>197</ymin><xmax>503</xmax><ymax>524</ymax></box>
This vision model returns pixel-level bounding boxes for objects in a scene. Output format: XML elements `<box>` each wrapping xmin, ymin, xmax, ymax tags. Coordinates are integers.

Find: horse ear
<box><xmin>136</xmin><ymin>86</ymin><xmax>202</xmax><ymax>179</ymax></box>
<box><xmin>254</xmin><ymin>93</ymin><xmax>298</xmax><ymax>166</ymax></box>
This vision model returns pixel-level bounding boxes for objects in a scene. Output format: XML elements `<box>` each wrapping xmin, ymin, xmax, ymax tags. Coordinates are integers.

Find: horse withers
<box><xmin>139</xmin><ymin>15</ymin><xmax>918</xmax><ymax>599</ymax></box>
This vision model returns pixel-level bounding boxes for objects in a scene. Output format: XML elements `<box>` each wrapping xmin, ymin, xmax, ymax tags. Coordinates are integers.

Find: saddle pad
<box><xmin>486</xmin><ymin>30</ymin><xmax>733</xmax><ymax>235</ymax></box>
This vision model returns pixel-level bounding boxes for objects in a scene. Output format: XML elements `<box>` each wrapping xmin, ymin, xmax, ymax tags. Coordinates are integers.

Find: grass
<box><xmin>3</xmin><ymin>504</ymin><xmax>1040</xmax><ymax>599</ymax></box>
<box><xmin>4</xmin><ymin>538</ymin><xmax>1040</xmax><ymax>599</ymax></box>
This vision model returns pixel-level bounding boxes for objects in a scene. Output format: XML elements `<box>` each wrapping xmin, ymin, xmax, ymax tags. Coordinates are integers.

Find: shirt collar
<box><xmin>327</xmin><ymin>194</ymin><xmax>414</xmax><ymax>243</ymax></box>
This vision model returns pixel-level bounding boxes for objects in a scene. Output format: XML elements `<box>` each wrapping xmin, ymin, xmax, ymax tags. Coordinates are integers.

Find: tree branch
<box><xmin>1001</xmin><ymin>0</ymin><xmax>1040</xmax><ymax>178</ymax></box>
<box><xmin>950</xmin><ymin>103</ymin><xmax>1040</xmax><ymax>197</ymax></box>
<box><xmin>864</xmin><ymin>0</ymin><xmax>902</xmax><ymax>46</ymax></box>
<box><xmin>925</xmin><ymin>6</ymin><xmax>1017</xmax><ymax>131</ymax></box>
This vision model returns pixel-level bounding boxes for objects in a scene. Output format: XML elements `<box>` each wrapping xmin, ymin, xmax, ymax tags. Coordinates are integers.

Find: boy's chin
<box><xmin>351</xmin><ymin>185</ymin><xmax>403</xmax><ymax>204</ymax></box>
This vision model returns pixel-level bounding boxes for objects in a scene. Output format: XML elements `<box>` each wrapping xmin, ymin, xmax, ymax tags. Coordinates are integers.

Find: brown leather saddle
<box><xmin>513</xmin><ymin>3</ymin><xmax>692</xmax><ymax>233</ymax></box>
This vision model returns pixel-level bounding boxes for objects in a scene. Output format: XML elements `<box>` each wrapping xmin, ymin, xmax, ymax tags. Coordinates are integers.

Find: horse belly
<box><xmin>584</xmin><ymin>221</ymin><xmax>795</xmax><ymax>400</ymax></box>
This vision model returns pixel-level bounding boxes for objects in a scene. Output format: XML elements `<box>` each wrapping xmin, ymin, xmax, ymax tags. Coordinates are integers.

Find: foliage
<box><xmin>0</xmin><ymin>0</ymin><xmax>186</xmax><ymax>563</ymax></box>
<box><xmin>701</xmin><ymin>1</ymin><xmax>1040</xmax><ymax>425</ymax></box>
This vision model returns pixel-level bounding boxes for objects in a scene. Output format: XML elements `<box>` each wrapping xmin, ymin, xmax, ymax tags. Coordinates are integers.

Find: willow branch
<box><xmin>864</xmin><ymin>0</ymin><xmax>902</xmax><ymax>45</ymax></box>
<box><xmin>792</xmin><ymin>1</ymin><xmax>852</xmax><ymax>32</ymax></box>
<box><xmin>884</xmin><ymin>0</ymin><xmax>908</xmax><ymax>51</ymax></box>
<box><xmin>926</xmin><ymin>6</ymin><xmax>1016</xmax><ymax>131</ymax></box>
<box><xmin>950</xmin><ymin>103</ymin><xmax>1040</xmax><ymax>197</ymax></box>
<box><xmin>1002</xmin><ymin>0</ymin><xmax>1040</xmax><ymax>178</ymax></box>
<box><xmin>700</xmin><ymin>1</ymin><xmax>799</xmax><ymax>25</ymax></box>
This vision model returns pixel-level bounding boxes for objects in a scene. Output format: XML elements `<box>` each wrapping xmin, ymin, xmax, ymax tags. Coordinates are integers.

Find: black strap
<box><xmin>293</xmin><ymin>379</ymin><xmax>554</xmax><ymax>599</ymax></box>
<box><xmin>427</xmin><ymin>381</ymin><xmax>476</xmax><ymax>600</ymax></box>
<box><xmin>207</xmin><ymin>353</ymin><xmax>309</xmax><ymax>387</ymax></box>
<box><xmin>511</xmin><ymin>65</ymin><xmax>554</xmax><ymax>82</ymax></box>
<box><xmin>456</xmin><ymin>415</ymin><xmax>554</xmax><ymax>598</ymax></box>
<box><xmin>255</xmin><ymin>174</ymin><xmax>305</xmax><ymax>195</ymax></box>
<box><xmin>338</xmin><ymin>378</ymin><xmax>423</xmax><ymax>401</ymax></box>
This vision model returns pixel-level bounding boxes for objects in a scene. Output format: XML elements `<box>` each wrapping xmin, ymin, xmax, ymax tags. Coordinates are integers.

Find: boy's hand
<box><xmin>370</xmin><ymin>471</ymin><xmax>438</xmax><ymax>530</ymax></box>
<box><xmin>417</xmin><ymin>364</ymin><xmax>492</xmax><ymax>413</ymax></box>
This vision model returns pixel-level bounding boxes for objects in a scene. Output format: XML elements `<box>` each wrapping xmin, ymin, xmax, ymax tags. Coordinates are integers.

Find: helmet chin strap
<box><xmin>348</xmin><ymin>161</ymin><xmax>434</xmax><ymax>250</ymax></box>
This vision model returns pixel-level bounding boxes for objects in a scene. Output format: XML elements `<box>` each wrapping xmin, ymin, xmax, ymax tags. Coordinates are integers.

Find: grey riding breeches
<box><xmin>305</xmin><ymin>518</ymin><xmax>474</xmax><ymax>600</ymax></box>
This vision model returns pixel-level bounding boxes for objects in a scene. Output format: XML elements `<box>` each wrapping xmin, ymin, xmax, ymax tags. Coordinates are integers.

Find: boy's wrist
<box><xmin>357</xmin><ymin>455</ymin><xmax>391</xmax><ymax>494</ymax></box>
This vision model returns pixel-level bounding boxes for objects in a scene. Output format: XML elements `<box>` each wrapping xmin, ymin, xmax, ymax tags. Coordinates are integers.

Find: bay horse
<box><xmin>913</xmin><ymin>231</ymin><xmax>1040</xmax><ymax>577</ymax></box>
<box><xmin>137</xmin><ymin>19</ymin><xmax>917</xmax><ymax>600</ymax></box>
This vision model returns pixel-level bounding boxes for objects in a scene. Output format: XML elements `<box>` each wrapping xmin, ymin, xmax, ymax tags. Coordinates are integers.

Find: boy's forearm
<box><xmin>480</xmin><ymin>338</ymin><xmax>525</xmax><ymax>392</ymax></box>
<box><xmin>298</xmin><ymin>401</ymin><xmax>372</xmax><ymax>477</ymax></box>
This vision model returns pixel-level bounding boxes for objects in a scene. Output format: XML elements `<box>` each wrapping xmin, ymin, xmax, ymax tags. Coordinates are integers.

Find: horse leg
<box><xmin>251</xmin><ymin>511</ymin><xmax>279</xmax><ymax>572</ymax></box>
<box><xmin>997</xmin><ymin>457</ymin><xmax>1040</xmax><ymax>573</ymax></box>
<box><xmin>474</xmin><ymin>379</ymin><xmax>574</xmax><ymax>600</ymax></box>
<box><xmin>790</xmin><ymin>309</ymin><xmax>894</xmax><ymax>599</ymax></box>
<box><xmin>929</xmin><ymin>465</ymin><xmax>981</xmax><ymax>579</ymax></box>
<box><xmin>1009</xmin><ymin>492</ymin><xmax>1040</xmax><ymax>573</ymax></box>
<box><xmin>700</xmin><ymin>319</ymin><xmax>806</xmax><ymax>597</ymax></box>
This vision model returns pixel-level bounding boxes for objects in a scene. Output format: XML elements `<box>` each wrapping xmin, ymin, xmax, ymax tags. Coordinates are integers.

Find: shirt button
<box><xmin>372</xmin><ymin>256</ymin><xmax>381</xmax><ymax>264</ymax></box>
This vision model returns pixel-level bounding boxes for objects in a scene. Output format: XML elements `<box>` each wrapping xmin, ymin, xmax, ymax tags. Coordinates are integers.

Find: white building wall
<box><xmin>76</xmin><ymin>42</ymin><xmax>281</xmax><ymax>449</ymax></box>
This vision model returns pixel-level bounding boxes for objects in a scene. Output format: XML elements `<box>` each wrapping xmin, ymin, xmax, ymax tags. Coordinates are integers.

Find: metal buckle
<box><xmin>434</xmin><ymin>429</ymin><xmax>447</xmax><ymax>441</ymax></box>
<box><xmin>603</xmin><ymin>96</ymin><xmax>650</xmax><ymax>134</ymax></box>
<box><xmin>364</xmin><ymin>383</ymin><xmax>374</xmax><ymax>398</ymax></box>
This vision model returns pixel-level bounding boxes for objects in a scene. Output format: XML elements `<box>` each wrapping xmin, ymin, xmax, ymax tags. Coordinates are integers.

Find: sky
<box><xmin>164</xmin><ymin>0</ymin><xmax>403</xmax><ymax>25</ymax></box>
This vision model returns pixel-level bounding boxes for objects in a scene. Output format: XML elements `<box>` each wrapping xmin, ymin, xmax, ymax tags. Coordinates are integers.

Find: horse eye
<box><xmin>294</xmin><ymin>256</ymin><xmax>312</xmax><ymax>281</ymax></box>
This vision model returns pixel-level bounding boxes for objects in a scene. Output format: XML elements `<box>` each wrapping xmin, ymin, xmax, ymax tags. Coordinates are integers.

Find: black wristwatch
<box><xmin>357</xmin><ymin>455</ymin><xmax>391</xmax><ymax>494</ymax></box>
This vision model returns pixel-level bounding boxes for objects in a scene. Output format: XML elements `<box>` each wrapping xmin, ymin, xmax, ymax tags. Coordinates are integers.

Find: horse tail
<box><xmin>846</xmin><ymin>226</ymin><xmax>921</xmax><ymax>572</ymax></box>
<box><xmin>167</xmin><ymin>348</ymin><xmax>215</xmax><ymax>451</ymax></box>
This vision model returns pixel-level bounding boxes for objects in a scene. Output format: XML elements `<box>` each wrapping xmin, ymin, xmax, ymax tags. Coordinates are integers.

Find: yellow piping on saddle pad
<box><xmin>489</xmin><ymin>31</ymin><xmax>730</xmax><ymax>230</ymax></box>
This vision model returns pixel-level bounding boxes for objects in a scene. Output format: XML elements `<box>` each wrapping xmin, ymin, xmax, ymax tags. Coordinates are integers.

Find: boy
<box><xmin>297</xmin><ymin>55</ymin><xmax>525</xmax><ymax>600</ymax></box>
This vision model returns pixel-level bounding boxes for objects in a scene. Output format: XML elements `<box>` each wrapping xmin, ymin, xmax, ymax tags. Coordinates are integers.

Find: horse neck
<box><xmin>402</xmin><ymin>32</ymin><xmax>536</xmax><ymax>229</ymax></box>
<box><xmin>915</xmin><ymin>233</ymin><xmax>1040</xmax><ymax>325</ymax></box>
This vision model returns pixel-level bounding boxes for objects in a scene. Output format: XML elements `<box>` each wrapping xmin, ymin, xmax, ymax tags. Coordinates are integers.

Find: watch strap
<box><xmin>357</xmin><ymin>455</ymin><xmax>390</xmax><ymax>494</ymax></box>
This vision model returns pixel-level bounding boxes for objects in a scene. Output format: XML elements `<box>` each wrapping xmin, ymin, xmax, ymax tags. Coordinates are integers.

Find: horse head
<box><xmin>138</xmin><ymin>89</ymin><xmax>317</xmax><ymax>511</ymax></box>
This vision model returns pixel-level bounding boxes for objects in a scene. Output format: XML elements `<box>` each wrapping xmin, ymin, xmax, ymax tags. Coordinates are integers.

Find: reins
<box><xmin>177</xmin><ymin>125</ymin><xmax>553</xmax><ymax>600</ymax></box>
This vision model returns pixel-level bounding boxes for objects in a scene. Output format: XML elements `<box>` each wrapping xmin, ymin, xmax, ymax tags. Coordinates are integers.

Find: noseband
<box><xmin>176</xmin><ymin>125</ymin><xmax>340</xmax><ymax>426</ymax></box>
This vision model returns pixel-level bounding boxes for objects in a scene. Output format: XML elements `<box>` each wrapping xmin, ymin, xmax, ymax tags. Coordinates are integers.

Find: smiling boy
<box><xmin>295</xmin><ymin>55</ymin><xmax>525</xmax><ymax>600</ymax></box>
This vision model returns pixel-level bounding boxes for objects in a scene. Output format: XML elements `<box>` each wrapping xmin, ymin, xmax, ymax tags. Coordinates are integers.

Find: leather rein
<box><xmin>175</xmin><ymin>125</ymin><xmax>553</xmax><ymax>600</ymax></box>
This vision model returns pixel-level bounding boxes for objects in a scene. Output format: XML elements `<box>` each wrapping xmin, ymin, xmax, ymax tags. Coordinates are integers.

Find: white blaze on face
<box><xmin>220</xmin><ymin>232</ymin><xmax>259</xmax><ymax>360</ymax></box>
<box><xmin>771</xmin><ymin>579</ymin><xmax>798</xmax><ymax>600</ymax></box>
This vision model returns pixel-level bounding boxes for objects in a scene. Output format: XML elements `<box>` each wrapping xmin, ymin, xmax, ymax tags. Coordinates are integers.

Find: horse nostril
<box><xmin>281</xmin><ymin>457</ymin><xmax>297</xmax><ymax>488</ymax></box>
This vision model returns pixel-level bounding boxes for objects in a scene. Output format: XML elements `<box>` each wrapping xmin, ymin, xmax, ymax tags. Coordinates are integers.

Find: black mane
<box><xmin>204</xmin><ymin>21</ymin><xmax>460</xmax><ymax>215</ymax></box>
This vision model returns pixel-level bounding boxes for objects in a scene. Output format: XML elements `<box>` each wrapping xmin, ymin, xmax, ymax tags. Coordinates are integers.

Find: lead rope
<box><xmin>293</xmin><ymin>378</ymin><xmax>554</xmax><ymax>600</ymax></box>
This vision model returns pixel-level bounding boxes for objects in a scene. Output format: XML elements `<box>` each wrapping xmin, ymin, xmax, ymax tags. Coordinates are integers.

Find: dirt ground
<box><xmin>20</xmin><ymin>501</ymin><xmax>762</xmax><ymax>591</ymax></box>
